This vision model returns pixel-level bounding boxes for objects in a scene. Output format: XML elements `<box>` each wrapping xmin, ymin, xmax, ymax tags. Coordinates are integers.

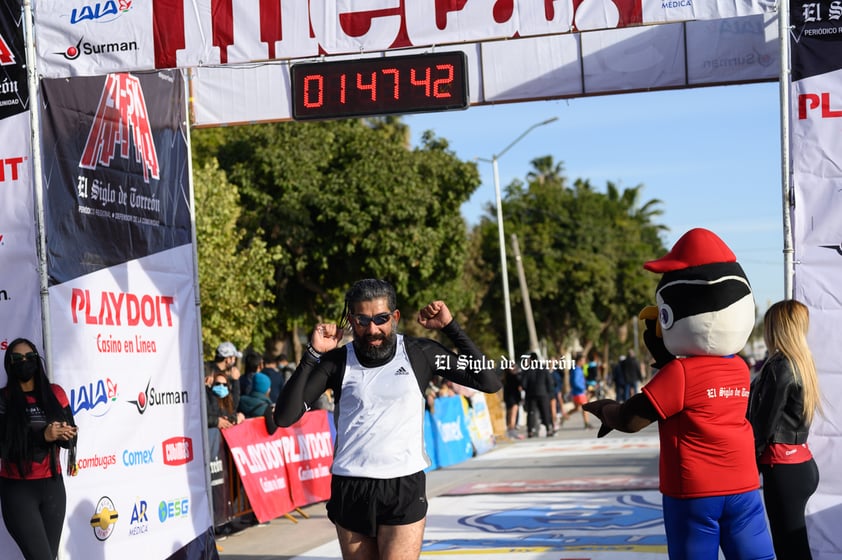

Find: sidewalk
<box><xmin>213</xmin><ymin>413</ymin><xmax>666</xmax><ymax>560</ymax></box>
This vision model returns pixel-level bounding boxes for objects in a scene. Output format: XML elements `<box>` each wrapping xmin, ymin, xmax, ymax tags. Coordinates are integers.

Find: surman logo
<box><xmin>0</xmin><ymin>33</ymin><xmax>15</xmax><ymax>65</ymax></box>
<box><xmin>80</xmin><ymin>73</ymin><xmax>160</xmax><ymax>183</ymax></box>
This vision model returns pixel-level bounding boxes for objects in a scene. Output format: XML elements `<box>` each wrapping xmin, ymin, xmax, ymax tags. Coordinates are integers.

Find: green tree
<box><xmin>191</xmin><ymin>119</ymin><xmax>481</xmax><ymax>349</ymax></box>
<box><xmin>473</xmin><ymin>156</ymin><xmax>667</xmax><ymax>358</ymax></box>
<box><xmin>193</xmin><ymin>160</ymin><xmax>279</xmax><ymax>358</ymax></box>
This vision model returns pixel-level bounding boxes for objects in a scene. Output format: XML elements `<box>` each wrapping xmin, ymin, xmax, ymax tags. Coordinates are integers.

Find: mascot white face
<box><xmin>646</xmin><ymin>229</ymin><xmax>755</xmax><ymax>358</ymax></box>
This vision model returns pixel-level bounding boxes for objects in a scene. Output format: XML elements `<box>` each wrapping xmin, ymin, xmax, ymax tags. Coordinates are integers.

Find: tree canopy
<box><xmin>192</xmin><ymin>118</ymin><xmax>481</xmax><ymax>353</ymax></box>
<box><xmin>471</xmin><ymin>156</ymin><xmax>667</xmax><ymax>358</ymax></box>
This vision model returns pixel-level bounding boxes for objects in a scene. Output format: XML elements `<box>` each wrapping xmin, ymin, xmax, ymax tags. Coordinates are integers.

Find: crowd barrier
<box><xmin>209</xmin><ymin>393</ymin><xmax>498</xmax><ymax>527</ymax></box>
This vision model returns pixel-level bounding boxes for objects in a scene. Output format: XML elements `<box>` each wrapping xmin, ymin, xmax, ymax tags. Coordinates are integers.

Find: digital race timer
<box><xmin>290</xmin><ymin>51</ymin><xmax>469</xmax><ymax>121</ymax></box>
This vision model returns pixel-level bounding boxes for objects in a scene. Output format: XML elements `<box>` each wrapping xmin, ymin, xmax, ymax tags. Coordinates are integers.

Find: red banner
<box><xmin>221</xmin><ymin>411</ymin><xmax>333</xmax><ymax>523</ymax></box>
<box><xmin>278</xmin><ymin>410</ymin><xmax>334</xmax><ymax>509</ymax></box>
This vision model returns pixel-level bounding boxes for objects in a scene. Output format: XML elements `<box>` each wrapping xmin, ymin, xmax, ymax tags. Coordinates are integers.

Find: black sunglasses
<box><xmin>351</xmin><ymin>312</ymin><xmax>393</xmax><ymax>327</ymax></box>
<box><xmin>10</xmin><ymin>352</ymin><xmax>38</xmax><ymax>364</ymax></box>
<box><xmin>213</xmin><ymin>381</ymin><xmax>228</xmax><ymax>387</ymax></box>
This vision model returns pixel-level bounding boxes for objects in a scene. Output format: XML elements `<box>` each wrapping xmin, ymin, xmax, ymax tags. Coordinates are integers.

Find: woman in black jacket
<box><xmin>1</xmin><ymin>338</ymin><xmax>78</xmax><ymax>560</ymax></box>
<box><xmin>748</xmin><ymin>300</ymin><xmax>822</xmax><ymax>560</ymax></box>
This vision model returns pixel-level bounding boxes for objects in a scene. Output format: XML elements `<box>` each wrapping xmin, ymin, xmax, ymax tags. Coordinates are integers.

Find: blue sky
<box><xmin>404</xmin><ymin>81</ymin><xmax>785</xmax><ymax>316</ymax></box>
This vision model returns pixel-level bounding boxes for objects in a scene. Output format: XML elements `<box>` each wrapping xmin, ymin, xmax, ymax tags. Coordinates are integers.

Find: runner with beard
<box><xmin>274</xmin><ymin>278</ymin><xmax>502</xmax><ymax>560</ymax></box>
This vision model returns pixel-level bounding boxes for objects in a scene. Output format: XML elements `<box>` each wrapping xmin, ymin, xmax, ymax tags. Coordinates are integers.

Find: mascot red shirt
<box><xmin>584</xmin><ymin>228</ymin><xmax>774</xmax><ymax>560</ymax></box>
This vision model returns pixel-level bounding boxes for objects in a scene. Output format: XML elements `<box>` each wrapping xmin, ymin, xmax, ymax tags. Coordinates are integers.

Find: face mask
<box><xmin>212</xmin><ymin>384</ymin><xmax>230</xmax><ymax>399</ymax></box>
<box><xmin>10</xmin><ymin>360</ymin><xmax>38</xmax><ymax>383</ymax></box>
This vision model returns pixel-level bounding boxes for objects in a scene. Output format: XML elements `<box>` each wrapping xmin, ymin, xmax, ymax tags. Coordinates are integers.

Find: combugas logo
<box><xmin>90</xmin><ymin>496</ymin><xmax>119</xmax><ymax>541</ymax></box>
<box><xmin>79</xmin><ymin>73</ymin><xmax>159</xmax><ymax>182</ymax></box>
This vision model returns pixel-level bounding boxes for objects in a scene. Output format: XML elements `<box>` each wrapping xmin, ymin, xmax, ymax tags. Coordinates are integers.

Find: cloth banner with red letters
<box><xmin>221</xmin><ymin>411</ymin><xmax>333</xmax><ymax>523</ymax></box>
<box><xmin>38</xmin><ymin>69</ymin><xmax>213</xmax><ymax>560</ymax></box>
<box><xmin>789</xmin><ymin>1</ymin><xmax>842</xmax><ymax>557</ymax></box>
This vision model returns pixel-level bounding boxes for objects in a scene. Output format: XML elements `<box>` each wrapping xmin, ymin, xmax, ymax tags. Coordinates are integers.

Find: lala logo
<box><xmin>80</xmin><ymin>73</ymin><xmax>160</xmax><ymax>183</ymax></box>
<box><xmin>70</xmin><ymin>1</ymin><xmax>133</xmax><ymax>24</ymax></box>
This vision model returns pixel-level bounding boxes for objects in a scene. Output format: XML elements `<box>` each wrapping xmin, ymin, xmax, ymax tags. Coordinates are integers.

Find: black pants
<box><xmin>525</xmin><ymin>395</ymin><xmax>553</xmax><ymax>435</ymax></box>
<box><xmin>760</xmin><ymin>459</ymin><xmax>819</xmax><ymax>560</ymax></box>
<box><xmin>0</xmin><ymin>475</ymin><xmax>66</xmax><ymax>560</ymax></box>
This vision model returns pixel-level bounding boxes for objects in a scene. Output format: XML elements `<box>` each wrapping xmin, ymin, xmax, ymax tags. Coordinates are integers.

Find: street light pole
<box><xmin>478</xmin><ymin>116</ymin><xmax>558</xmax><ymax>363</ymax></box>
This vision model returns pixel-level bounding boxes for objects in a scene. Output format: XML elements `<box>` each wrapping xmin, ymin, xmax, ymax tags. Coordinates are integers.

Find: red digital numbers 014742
<box><xmin>291</xmin><ymin>51</ymin><xmax>468</xmax><ymax>120</ymax></box>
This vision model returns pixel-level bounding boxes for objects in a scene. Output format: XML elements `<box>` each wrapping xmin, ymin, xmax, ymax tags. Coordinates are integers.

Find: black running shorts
<box><xmin>326</xmin><ymin>470</ymin><xmax>428</xmax><ymax>537</ymax></box>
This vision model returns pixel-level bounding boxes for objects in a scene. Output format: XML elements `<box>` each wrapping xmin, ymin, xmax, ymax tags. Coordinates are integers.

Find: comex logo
<box><xmin>90</xmin><ymin>496</ymin><xmax>119</xmax><ymax>541</ymax></box>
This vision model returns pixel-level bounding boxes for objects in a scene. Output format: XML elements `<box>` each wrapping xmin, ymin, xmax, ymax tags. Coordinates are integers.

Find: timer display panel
<box><xmin>291</xmin><ymin>51</ymin><xmax>469</xmax><ymax>121</ymax></box>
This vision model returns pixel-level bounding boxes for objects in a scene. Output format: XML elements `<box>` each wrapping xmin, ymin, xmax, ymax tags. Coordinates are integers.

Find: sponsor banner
<box><xmin>278</xmin><ymin>410</ymin><xmax>333</xmax><ymax>511</ymax></box>
<box><xmin>190</xmin><ymin>13</ymin><xmax>778</xmax><ymax>127</ymax></box>
<box><xmin>0</xmin><ymin>0</ymin><xmax>27</xmax><ymax>119</ymax></box>
<box><xmin>39</xmin><ymin>70</ymin><xmax>191</xmax><ymax>284</ymax></box>
<box><xmin>0</xmin><ymin>114</ymin><xmax>40</xmax><ymax>368</ymax></box>
<box><xmin>790</xmin><ymin>2</ymin><xmax>842</xmax><ymax>557</ymax></box>
<box><xmin>222</xmin><ymin>417</ymin><xmax>295</xmax><ymax>523</ymax></box>
<box><xmin>430</xmin><ymin>395</ymin><xmax>474</xmax><ymax>468</ymax></box>
<box><xmin>424</xmin><ymin>410</ymin><xmax>439</xmax><ymax>471</ymax></box>
<box><xmin>466</xmin><ymin>393</ymin><xmax>495</xmax><ymax>455</ymax></box>
<box><xmin>40</xmin><ymin>68</ymin><xmax>208</xmax><ymax>558</ymax></box>
<box><xmin>32</xmin><ymin>0</ymin><xmax>775</xmax><ymax>79</ymax></box>
<box><xmin>49</xmin><ymin>246</ymin><xmax>210</xmax><ymax>558</ymax></box>
<box><xmin>221</xmin><ymin>412</ymin><xmax>334</xmax><ymax>523</ymax></box>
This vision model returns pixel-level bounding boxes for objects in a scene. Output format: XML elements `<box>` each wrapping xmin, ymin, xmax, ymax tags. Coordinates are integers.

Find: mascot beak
<box><xmin>639</xmin><ymin>306</ymin><xmax>661</xmax><ymax>338</ymax></box>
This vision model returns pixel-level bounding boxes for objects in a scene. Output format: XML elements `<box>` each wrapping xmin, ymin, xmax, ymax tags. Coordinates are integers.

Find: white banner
<box><xmin>0</xmin><ymin>112</ymin><xmax>41</xmax><ymax>361</ymax></box>
<box><xmin>190</xmin><ymin>12</ymin><xmax>779</xmax><ymax>127</ymax></box>
<box><xmin>32</xmin><ymin>0</ymin><xmax>776</xmax><ymax>79</ymax></box>
<box><xmin>790</xmin><ymin>1</ymin><xmax>842</xmax><ymax>557</ymax></box>
<box><xmin>49</xmin><ymin>246</ymin><xmax>209</xmax><ymax>559</ymax></box>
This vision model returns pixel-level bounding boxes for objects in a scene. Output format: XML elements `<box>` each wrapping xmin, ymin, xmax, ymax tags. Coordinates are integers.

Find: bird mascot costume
<box><xmin>583</xmin><ymin>228</ymin><xmax>775</xmax><ymax>560</ymax></box>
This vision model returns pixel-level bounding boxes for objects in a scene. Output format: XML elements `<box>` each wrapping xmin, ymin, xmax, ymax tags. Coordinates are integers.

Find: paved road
<box><xmin>216</xmin><ymin>419</ymin><xmax>664</xmax><ymax>560</ymax></box>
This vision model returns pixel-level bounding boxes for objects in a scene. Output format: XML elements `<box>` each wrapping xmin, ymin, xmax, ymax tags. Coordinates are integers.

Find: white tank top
<box><xmin>331</xmin><ymin>334</ymin><xmax>429</xmax><ymax>478</ymax></box>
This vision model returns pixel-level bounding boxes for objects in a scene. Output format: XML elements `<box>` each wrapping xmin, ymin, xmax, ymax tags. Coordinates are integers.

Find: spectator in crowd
<box><xmin>1</xmin><ymin>338</ymin><xmax>78</xmax><ymax>560</ymax></box>
<box><xmin>611</xmin><ymin>355</ymin><xmax>629</xmax><ymax>403</ymax></box>
<box><xmin>748</xmin><ymin>300</ymin><xmax>822</xmax><ymax>560</ymax></box>
<box><xmin>522</xmin><ymin>352</ymin><xmax>555</xmax><ymax>438</ymax></box>
<box><xmin>549</xmin><ymin>362</ymin><xmax>568</xmax><ymax>429</ymax></box>
<box><xmin>239</xmin><ymin>349</ymin><xmax>264</xmax><ymax>398</ymax></box>
<box><xmin>568</xmin><ymin>353</ymin><xmax>593</xmax><ymax>429</ymax></box>
<box><xmin>207</xmin><ymin>370</ymin><xmax>243</xmax><ymax>430</ymax></box>
<box><xmin>503</xmin><ymin>367</ymin><xmax>524</xmax><ymax>439</ymax></box>
<box><xmin>274</xmin><ymin>278</ymin><xmax>501</xmax><ymax>560</ymax></box>
<box><xmin>278</xmin><ymin>353</ymin><xmax>295</xmax><ymax>383</ymax></box>
<box><xmin>622</xmin><ymin>349</ymin><xmax>642</xmax><ymax>397</ymax></box>
<box><xmin>239</xmin><ymin>372</ymin><xmax>274</xmax><ymax>418</ymax></box>
<box><xmin>209</xmin><ymin>341</ymin><xmax>242</xmax><ymax>411</ymax></box>
<box><xmin>261</xmin><ymin>352</ymin><xmax>285</xmax><ymax>403</ymax></box>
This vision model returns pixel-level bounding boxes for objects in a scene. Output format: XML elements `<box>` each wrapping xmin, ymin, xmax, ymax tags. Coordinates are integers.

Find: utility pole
<box><xmin>511</xmin><ymin>233</ymin><xmax>540</xmax><ymax>356</ymax></box>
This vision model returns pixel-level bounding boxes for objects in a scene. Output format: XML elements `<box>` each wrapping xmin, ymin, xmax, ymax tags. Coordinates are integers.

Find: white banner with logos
<box><xmin>31</xmin><ymin>0</ymin><xmax>776</xmax><ymax>79</ymax></box>
<box><xmin>790</xmin><ymin>1</ymin><xmax>842</xmax><ymax>557</ymax></box>
<box><xmin>189</xmin><ymin>12</ymin><xmax>779</xmax><ymax>127</ymax></box>
<box><xmin>48</xmin><ymin>245</ymin><xmax>209</xmax><ymax>559</ymax></box>
<box><xmin>0</xmin><ymin>112</ymin><xmax>41</xmax><ymax>359</ymax></box>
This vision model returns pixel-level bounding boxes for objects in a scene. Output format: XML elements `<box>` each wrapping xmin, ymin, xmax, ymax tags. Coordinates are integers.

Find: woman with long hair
<box><xmin>1</xmin><ymin>338</ymin><xmax>78</xmax><ymax>560</ymax></box>
<box><xmin>748</xmin><ymin>300</ymin><xmax>822</xmax><ymax>559</ymax></box>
